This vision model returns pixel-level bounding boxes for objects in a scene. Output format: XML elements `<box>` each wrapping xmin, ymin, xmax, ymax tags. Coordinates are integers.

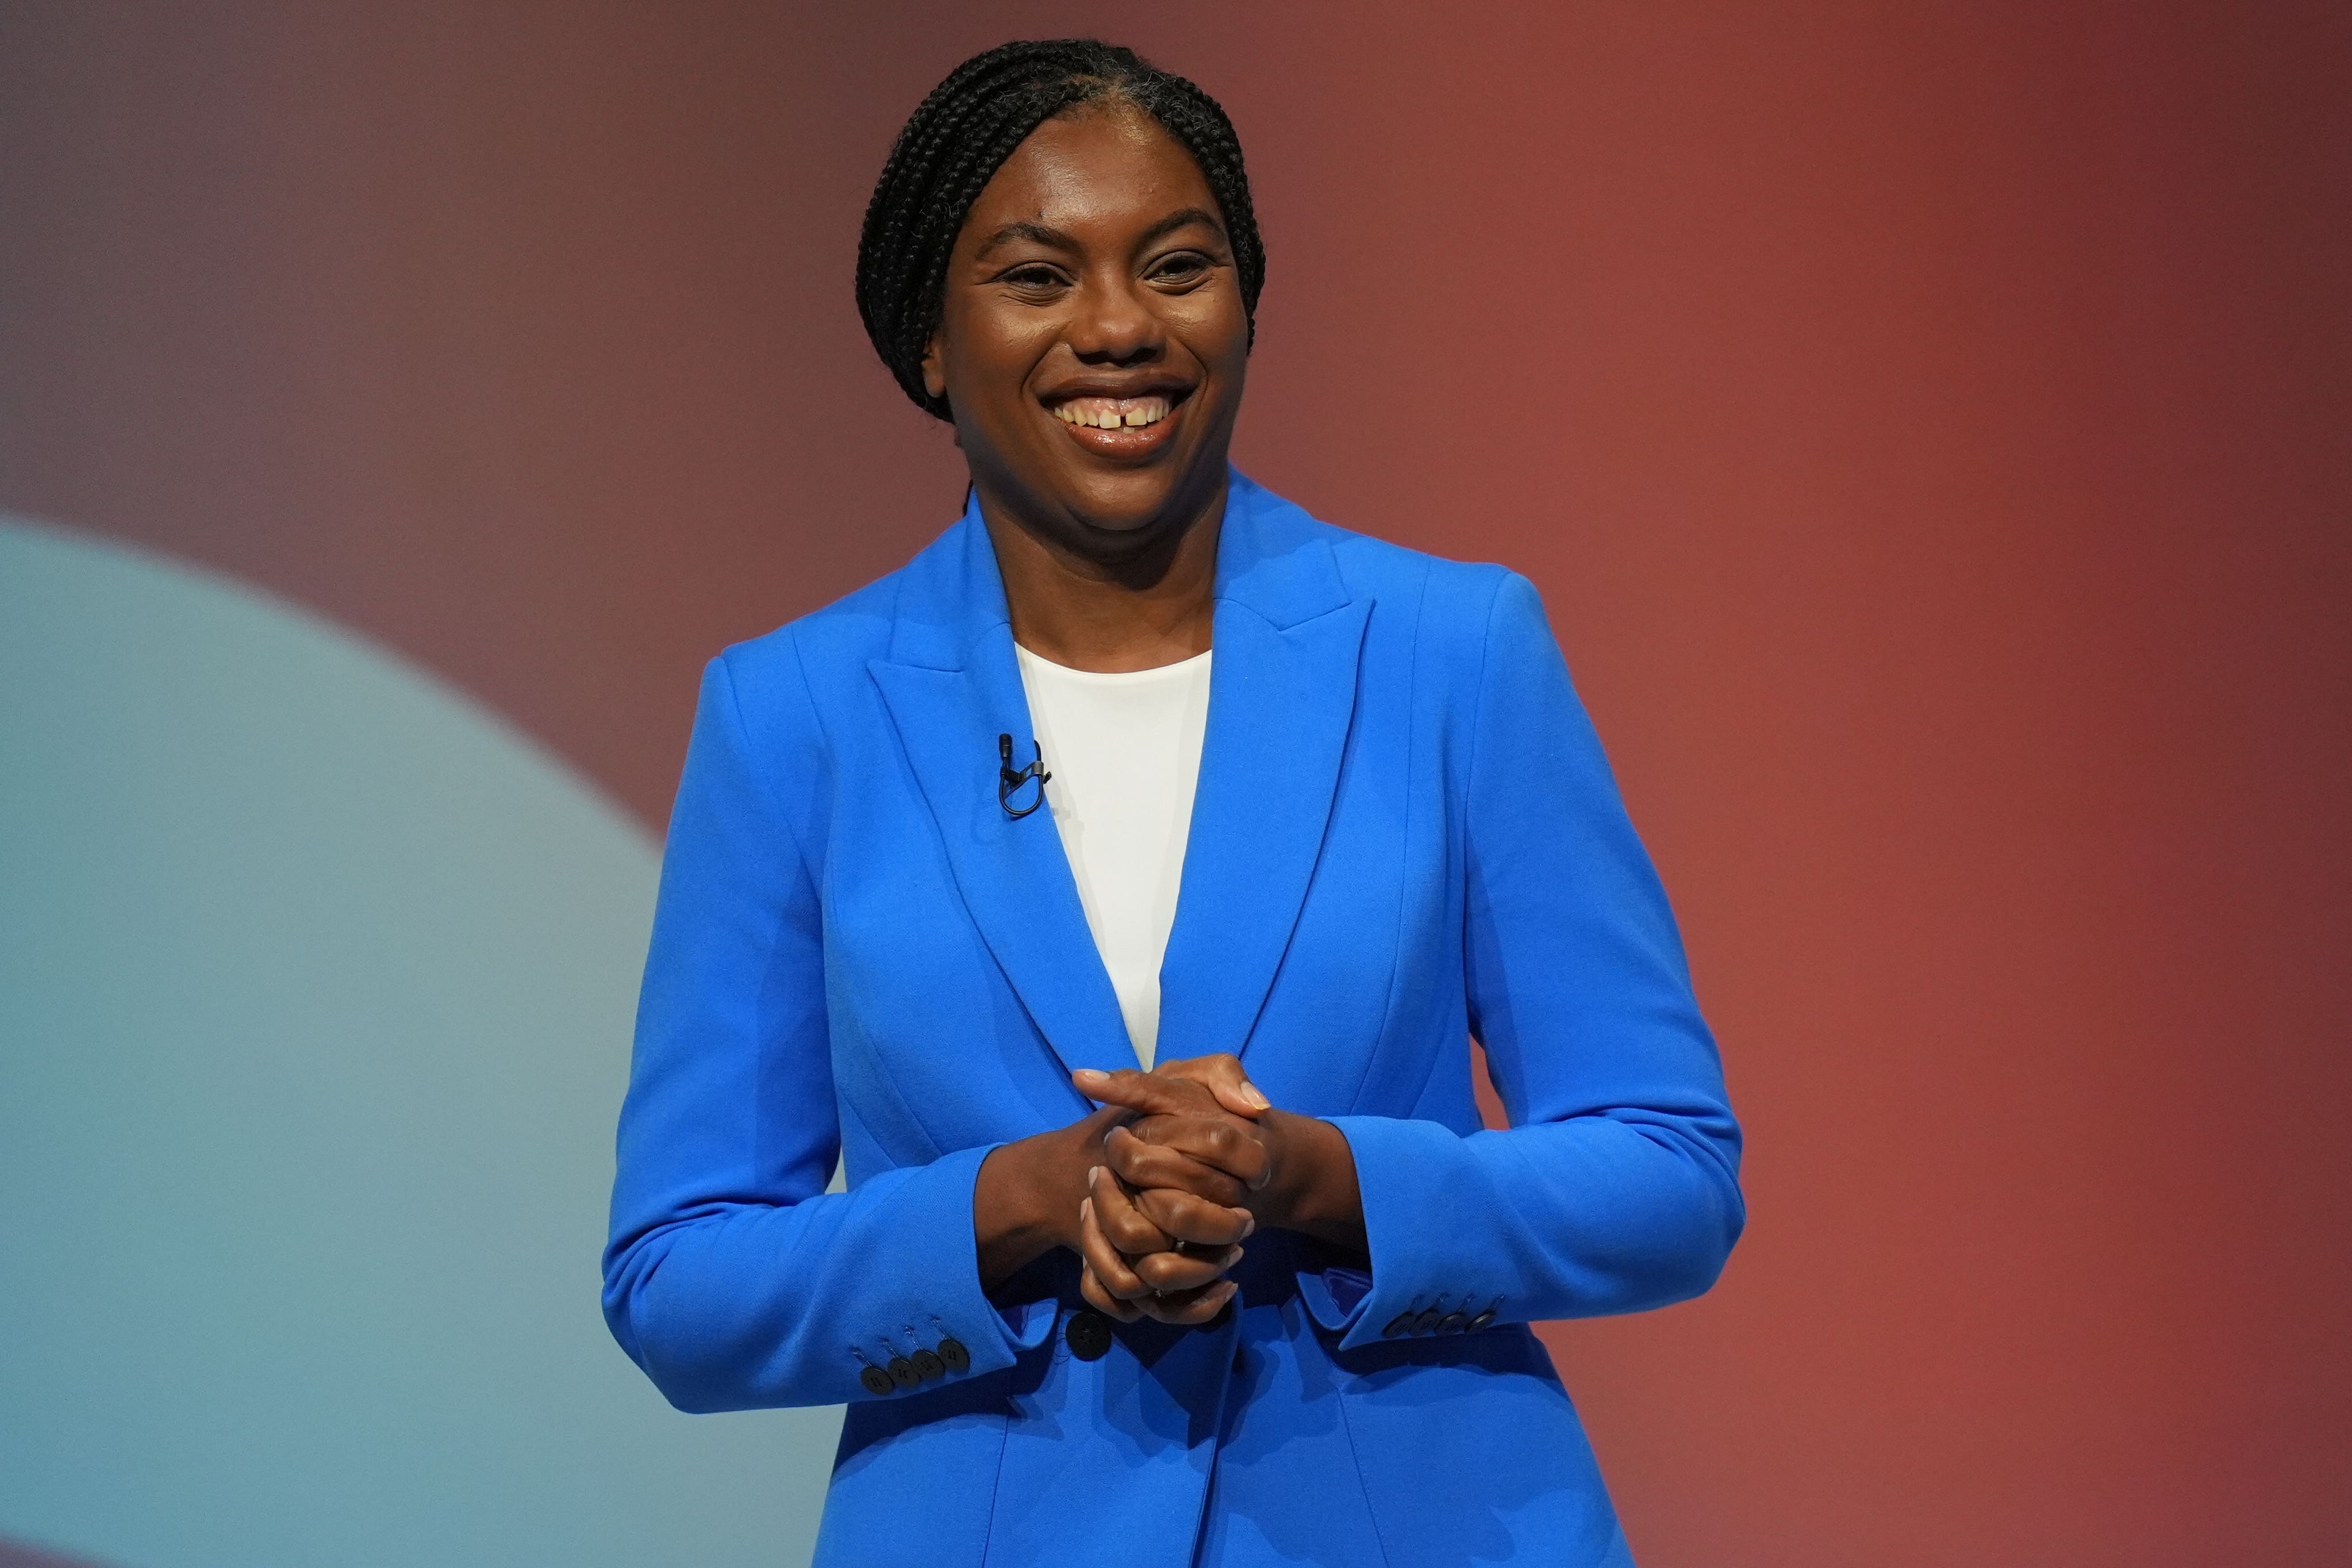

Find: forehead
<box><xmin>959</xmin><ymin>103</ymin><xmax>1217</xmax><ymax>240</ymax></box>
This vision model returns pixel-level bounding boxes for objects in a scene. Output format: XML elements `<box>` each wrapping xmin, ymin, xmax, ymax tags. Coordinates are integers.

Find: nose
<box><xmin>1066</xmin><ymin>266</ymin><xmax>1164</xmax><ymax>367</ymax></box>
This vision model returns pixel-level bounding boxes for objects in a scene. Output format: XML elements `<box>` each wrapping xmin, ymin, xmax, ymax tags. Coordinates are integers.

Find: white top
<box><xmin>1013</xmin><ymin>644</ymin><xmax>1213</xmax><ymax>1070</ymax></box>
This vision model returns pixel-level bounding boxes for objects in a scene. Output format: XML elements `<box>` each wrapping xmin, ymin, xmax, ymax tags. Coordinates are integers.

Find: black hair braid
<box><xmin>856</xmin><ymin>39</ymin><xmax>1266</xmax><ymax>421</ymax></box>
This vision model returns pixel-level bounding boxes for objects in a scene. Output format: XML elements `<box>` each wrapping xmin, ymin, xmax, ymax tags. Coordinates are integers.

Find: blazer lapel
<box><xmin>868</xmin><ymin>499</ymin><xmax>1138</xmax><ymax>1081</ymax></box>
<box><xmin>1155</xmin><ymin>474</ymin><xmax>1370</xmax><ymax>1067</ymax></box>
<box><xmin>868</xmin><ymin>472</ymin><xmax>1369</xmax><ymax>1082</ymax></box>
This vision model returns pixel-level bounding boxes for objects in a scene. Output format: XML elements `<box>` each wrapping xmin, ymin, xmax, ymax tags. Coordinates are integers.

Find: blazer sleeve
<box><xmin>601</xmin><ymin>648</ymin><xmax>1054</xmax><ymax>1413</ymax></box>
<box><xmin>1316</xmin><ymin>569</ymin><xmax>1746</xmax><ymax>1349</ymax></box>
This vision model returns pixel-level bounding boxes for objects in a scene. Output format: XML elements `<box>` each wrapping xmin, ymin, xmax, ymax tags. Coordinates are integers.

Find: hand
<box><xmin>1077</xmin><ymin>1055</ymin><xmax>1282</xmax><ymax>1218</ymax></box>
<box><xmin>1080</xmin><ymin>1055</ymin><xmax>1369</xmax><ymax>1267</ymax></box>
<box><xmin>1075</xmin><ymin>1169</ymin><xmax>1246</xmax><ymax>1324</ymax></box>
<box><xmin>971</xmin><ymin>1104</ymin><xmax>1129</xmax><ymax>1294</ymax></box>
<box><xmin>969</xmin><ymin>1066</ymin><xmax>1264</xmax><ymax>1320</ymax></box>
<box><xmin>1071</xmin><ymin>1056</ymin><xmax>1279</xmax><ymax>1324</ymax></box>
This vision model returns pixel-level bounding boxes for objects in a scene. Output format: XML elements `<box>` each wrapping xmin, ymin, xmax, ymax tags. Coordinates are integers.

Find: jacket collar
<box><xmin>868</xmin><ymin>468</ymin><xmax>1367</xmax><ymax>1087</ymax></box>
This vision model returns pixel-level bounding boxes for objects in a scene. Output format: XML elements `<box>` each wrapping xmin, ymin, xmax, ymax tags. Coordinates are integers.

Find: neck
<box><xmin>977</xmin><ymin>471</ymin><xmax>1225</xmax><ymax>673</ymax></box>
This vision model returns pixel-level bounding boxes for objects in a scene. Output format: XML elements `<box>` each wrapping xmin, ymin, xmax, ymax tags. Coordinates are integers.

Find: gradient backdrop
<box><xmin>3</xmin><ymin>3</ymin><xmax>2347</xmax><ymax>1565</ymax></box>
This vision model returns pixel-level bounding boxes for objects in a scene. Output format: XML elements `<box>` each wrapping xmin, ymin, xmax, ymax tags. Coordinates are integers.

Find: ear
<box><xmin>920</xmin><ymin>332</ymin><xmax>947</xmax><ymax>401</ymax></box>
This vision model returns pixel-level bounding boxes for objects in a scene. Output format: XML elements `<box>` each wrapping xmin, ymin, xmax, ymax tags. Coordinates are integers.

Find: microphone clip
<box><xmin>998</xmin><ymin>732</ymin><xmax>1050</xmax><ymax>819</ymax></box>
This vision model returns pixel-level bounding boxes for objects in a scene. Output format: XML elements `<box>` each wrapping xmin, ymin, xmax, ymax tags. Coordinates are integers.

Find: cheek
<box><xmin>1170</xmin><ymin>295</ymin><xmax>1251</xmax><ymax>379</ymax></box>
<box><xmin>942</xmin><ymin>310</ymin><xmax>1055</xmax><ymax>416</ymax></box>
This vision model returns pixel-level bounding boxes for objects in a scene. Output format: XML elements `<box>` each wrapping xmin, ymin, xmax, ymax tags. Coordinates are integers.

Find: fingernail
<box><xmin>1242</xmin><ymin>1082</ymin><xmax>1271</xmax><ymax>1110</ymax></box>
<box><xmin>1086</xmin><ymin>1165</ymin><xmax>1101</xmax><ymax>1186</ymax></box>
<box><xmin>1080</xmin><ymin>1197</ymin><xmax>1093</xmax><ymax>1220</ymax></box>
<box><xmin>1073</xmin><ymin>1069</ymin><xmax>1108</xmax><ymax>1084</ymax></box>
<box><xmin>1240</xmin><ymin>1213</ymin><xmax>1256</xmax><ymax>1237</ymax></box>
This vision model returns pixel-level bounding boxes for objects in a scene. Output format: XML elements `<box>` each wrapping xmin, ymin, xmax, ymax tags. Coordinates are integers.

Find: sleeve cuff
<box><xmin>1321</xmin><ymin>1114</ymin><xmax>1515</xmax><ymax>1353</ymax></box>
<box><xmin>841</xmin><ymin>1142</ymin><xmax>1056</xmax><ymax>1399</ymax></box>
<box><xmin>1296</xmin><ymin>1255</ymin><xmax>1376</xmax><ymax>1335</ymax></box>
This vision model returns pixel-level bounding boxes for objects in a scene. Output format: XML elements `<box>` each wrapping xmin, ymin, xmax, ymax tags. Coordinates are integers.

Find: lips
<box><xmin>1040</xmin><ymin>383</ymin><xmax>1192</xmax><ymax>456</ymax></box>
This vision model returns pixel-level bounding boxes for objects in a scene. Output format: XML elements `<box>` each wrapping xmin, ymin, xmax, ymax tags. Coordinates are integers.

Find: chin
<box><xmin>1052</xmin><ymin>466</ymin><xmax>1194</xmax><ymax>537</ymax></box>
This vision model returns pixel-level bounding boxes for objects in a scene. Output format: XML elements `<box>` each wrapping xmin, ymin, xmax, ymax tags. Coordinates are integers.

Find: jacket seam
<box><xmin>1456</xmin><ymin>568</ymin><xmax>1514</xmax><ymax>1104</ymax></box>
<box><xmin>1329</xmin><ymin>1368</ymin><xmax>1401</xmax><ymax>1568</ymax></box>
<box><xmin>975</xmin><ymin>1393</ymin><xmax>1017</xmax><ymax>1568</ymax></box>
<box><xmin>1459</xmin><ymin>567</ymin><xmax>1513</xmax><ymax>856</ymax></box>
<box><xmin>714</xmin><ymin>645</ymin><xmax>825</xmax><ymax>901</ymax></box>
<box><xmin>1337</xmin><ymin>562</ymin><xmax>1429</xmax><ymax>1117</ymax></box>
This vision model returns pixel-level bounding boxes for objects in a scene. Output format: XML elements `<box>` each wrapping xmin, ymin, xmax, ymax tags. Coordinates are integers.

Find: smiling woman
<box><xmin>602</xmin><ymin>38</ymin><xmax>1744</xmax><ymax>1568</ymax></box>
<box><xmin>919</xmin><ymin>105</ymin><xmax>1243</xmax><ymax>674</ymax></box>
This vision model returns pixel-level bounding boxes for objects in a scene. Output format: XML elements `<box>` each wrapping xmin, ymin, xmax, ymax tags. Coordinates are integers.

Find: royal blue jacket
<box><xmin>603</xmin><ymin>470</ymin><xmax>1744</xmax><ymax>1567</ymax></box>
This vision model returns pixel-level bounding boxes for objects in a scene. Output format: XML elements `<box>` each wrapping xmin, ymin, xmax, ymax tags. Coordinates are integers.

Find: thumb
<box><xmin>1153</xmin><ymin>1052</ymin><xmax>1274</xmax><ymax>1119</ymax></box>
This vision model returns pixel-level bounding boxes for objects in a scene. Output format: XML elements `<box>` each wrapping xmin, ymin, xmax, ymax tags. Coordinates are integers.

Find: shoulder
<box><xmin>1242</xmin><ymin>476</ymin><xmax>1546</xmax><ymax>678</ymax></box>
<box><xmin>709</xmin><ymin>487</ymin><xmax>989</xmax><ymax>707</ymax></box>
<box><xmin>681</xmin><ymin>524</ymin><xmax>958</xmax><ymax>784</ymax></box>
<box><xmin>710</xmin><ymin>567</ymin><xmax>902</xmax><ymax>712</ymax></box>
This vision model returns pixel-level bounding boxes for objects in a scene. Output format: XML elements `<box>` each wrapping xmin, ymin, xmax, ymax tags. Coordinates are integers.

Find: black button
<box><xmin>859</xmin><ymin>1365</ymin><xmax>894</xmax><ymax>1397</ymax></box>
<box><xmin>910</xmin><ymin>1348</ymin><xmax>945</xmax><ymax>1382</ymax></box>
<box><xmin>1065</xmin><ymin>1309</ymin><xmax>1114</xmax><ymax>1362</ymax></box>
<box><xmin>1382</xmin><ymin>1310</ymin><xmax>1418</xmax><ymax>1339</ymax></box>
<box><xmin>1468</xmin><ymin>1309</ymin><xmax>1497</xmax><ymax>1331</ymax></box>
<box><xmin>937</xmin><ymin>1336</ymin><xmax>970</xmax><ymax>1373</ymax></box>
<box><xmin>1412</xmin><ymin>1308</ymin><xmax>1444</xmax><ymax>1335</ymax></box>
<box><xmin>1436</xmin><ymin>1312</ymin><xmax>1469</xmax><ymax>1335</ymax></box>
<box><xmin>887</xmin><ymin>1356</ymin><xmax>918</xmax><ymax>1389</ymax></box>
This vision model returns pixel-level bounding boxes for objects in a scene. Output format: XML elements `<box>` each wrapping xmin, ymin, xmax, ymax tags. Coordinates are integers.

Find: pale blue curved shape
<box><xmin>0</xmin><ymin>517</ymin><xmax>840</xmax><ymax>1568</ymax></box>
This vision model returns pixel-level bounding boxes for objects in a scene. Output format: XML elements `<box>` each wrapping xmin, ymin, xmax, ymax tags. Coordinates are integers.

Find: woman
<box><xmin>603</xmin><ymin>38</ymin><xmax>1743</xmax><ymax>1568</ymax></box>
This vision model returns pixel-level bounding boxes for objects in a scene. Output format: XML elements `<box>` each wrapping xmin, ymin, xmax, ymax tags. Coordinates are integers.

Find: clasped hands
<box><xmin>973</xmin><ymin>1052</ymin><xmax>1367</xmax><ymax>1330</ymax></box>
<box><xmin>1070</xmin><ymin>1055</ymin><xmax>1279</xmax><ymax>1326</ymax></box>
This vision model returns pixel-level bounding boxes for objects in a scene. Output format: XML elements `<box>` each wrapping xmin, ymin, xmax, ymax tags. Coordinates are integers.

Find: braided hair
<box><xmin>856</xmin><ymin>39</ymin><xmax>1266</xmax><ymax>421</ymax></box>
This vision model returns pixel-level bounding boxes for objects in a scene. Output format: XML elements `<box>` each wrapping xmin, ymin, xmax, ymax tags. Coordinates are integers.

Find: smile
<box><xmin>1050</xmin><ymin>395</ymin><xmax>1172</xmax><ymax>429</ymax></box>
<box><xmin>1041</xmin><ymin>387</ymin><xmax>1191</xmax><ymax>458</ymax></box>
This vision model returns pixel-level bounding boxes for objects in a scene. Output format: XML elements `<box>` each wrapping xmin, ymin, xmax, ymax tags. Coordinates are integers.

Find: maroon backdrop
<box><xmin>5</xmin><ymin>3</ymin><xmax>2347</xmax><ymax>1562</ymax></box>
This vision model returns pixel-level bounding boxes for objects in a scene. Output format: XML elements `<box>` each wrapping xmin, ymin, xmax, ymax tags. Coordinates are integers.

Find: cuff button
<box><xmin>1468</xmin><ymin>1309</ymin><xmax>1497</xmax><ymax>1332</ymax></box>
<box><xmin>887</xmin><ymin>1356</ymin><xmax>919</xmax><ymax>1389</ymax></box>
<box><xmin>937</xmin><ymin>1336</ymin><xmax>970</xmax><ymax>1373</ymax></box>
<box><xmin>1412</xmin><ymin>1308</ymin><xmax>1444</xmax><ymax>1335</ymax></box>
<box><xmin>910</xmin><ymin>1348</ymin><xmax>945</xmax><ymax>1381</ymax></box>
<box><xmin>859</xmin><ymin>1365</ymin><xmax>894</xmax><ymax>1397</ymax></box>
<box><xmin>1382</xmin><ymin>1310</ymin><xmax>1418</xmax><ymax>1339</ymax></box>
<box><xmin>1436</xmin><ymin>1312</ymin><xmax>1468</xmax><ymax>1334</ymax></box>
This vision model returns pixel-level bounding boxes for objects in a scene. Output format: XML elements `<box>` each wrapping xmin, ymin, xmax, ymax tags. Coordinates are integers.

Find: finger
<box><xmin>1117</xmin><ymin>1114</ymin><xmax>1273</xmax><ymax>1192</ymax></box>
<box><xmin>1076</xmin><ymin>1197</ymin><xmax>1154</xmax><ymax>1304</ymax></box>
<box><xmin>1136</xmin><ymin>1277</ymin><xmax>1239</xmax><ymax>1327</ymax></box>
<box><xmin>1152</xmin><ymin>1053</ymin><xmax>1273</xmax><ymax>1119</ymax></box>
<box><xmin>1133</xmin><ymin>1184</ymin><xmax>1256</xmax><ymax>1246</ymax></box>
<box><xmin>1086</xmin><ymin>1165</ymin><xmax>1174</xmax><ymax>1257</ymax></box>
<box><xmin>1131</xmin><ymin>1243</ymin><xmax>1246</xmax><ymax>1295</ymax></box>
<box><xmin>1104</xmin><ymin>1125</ymin><xmax>1251</xmax><ymax>1207</ymax></box>
<box><xmin>1080</xmin><ymin>1263</ymin><xmax>1143</xmax><ymax>1323</ymax></box>
<box><xmin>1071</xmin><ymin>1066</ymin><xmax>1221</xmax><ymax>1119</ymax></box>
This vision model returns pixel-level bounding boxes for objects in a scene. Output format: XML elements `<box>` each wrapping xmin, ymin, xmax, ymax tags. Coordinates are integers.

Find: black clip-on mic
<box><xmin>998</xmin><ymin>733</ymin><xmax>1050</xmax><ymax>819</ymax></box>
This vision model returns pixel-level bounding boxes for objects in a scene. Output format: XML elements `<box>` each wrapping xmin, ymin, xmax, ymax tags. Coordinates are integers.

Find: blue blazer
<box><xmin>604</xmin><ymin>470</ymin><xmax>1744</xmax><ymax>1567</ymax></box>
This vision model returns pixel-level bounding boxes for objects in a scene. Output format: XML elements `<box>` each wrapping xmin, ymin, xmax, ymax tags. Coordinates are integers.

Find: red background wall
<box><xmin>5</xmin><ymin>3</ymin><xmax>2347</xmax><ymax>1562</ymax></box>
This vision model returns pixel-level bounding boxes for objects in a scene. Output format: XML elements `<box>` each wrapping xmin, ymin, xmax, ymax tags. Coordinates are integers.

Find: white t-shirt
<box><xmin>1012</xmin><ymin>644</ymin><xmax>1213</xmax><ymax>1070</ymax></box>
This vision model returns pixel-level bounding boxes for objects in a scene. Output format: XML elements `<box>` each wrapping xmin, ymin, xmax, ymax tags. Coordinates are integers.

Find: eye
<box><xmin>1150</xmin><ymin>252</ymin><xmax>1213</xmax><ymax>285</ymax></box>
<box><xmin>999</xmin><ymin>264</ymin><xmax>1069</xmax><ymax>291</ymax></box>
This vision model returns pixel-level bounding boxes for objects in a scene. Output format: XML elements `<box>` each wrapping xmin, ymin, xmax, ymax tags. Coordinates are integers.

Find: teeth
<box><xmin>1052</xmin><ymin>395</ymin><xmax>1171</xmax><ymax>430</ymax></box>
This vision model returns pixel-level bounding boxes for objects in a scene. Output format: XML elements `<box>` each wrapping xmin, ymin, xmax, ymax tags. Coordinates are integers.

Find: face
<box><xmin>924</xmin><ymin>102</ymin><xmax>1250</xmax><ymax>562</ymax></box>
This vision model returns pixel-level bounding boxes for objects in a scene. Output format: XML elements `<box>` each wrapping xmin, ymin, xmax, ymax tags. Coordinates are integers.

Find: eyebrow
<box><xmin>972</xmin><ymin>206</ymin><xmax>1227</xmax><ymax>260</ymax></box>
